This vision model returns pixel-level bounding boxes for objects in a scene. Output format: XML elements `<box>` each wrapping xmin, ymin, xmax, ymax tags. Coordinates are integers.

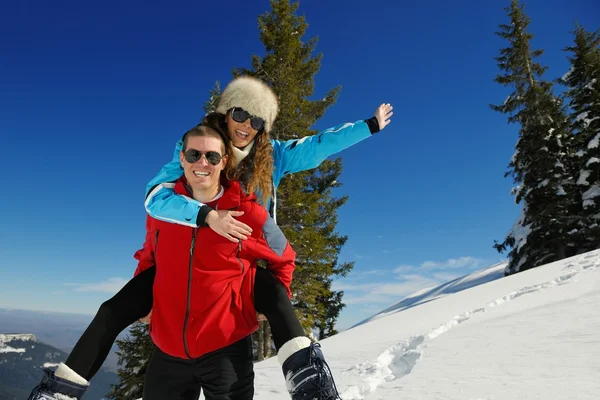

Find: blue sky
<box><xmin>1</xmin><ymin>0</ymin><xmax>598</xmax><ymax>331</ymax></box>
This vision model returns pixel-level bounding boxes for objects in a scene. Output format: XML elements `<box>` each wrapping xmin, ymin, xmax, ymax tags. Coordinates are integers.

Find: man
<box><xmin>136</xmin><ymin>120</ymin><xmax>296</xmax><ymax>400</ymax></box>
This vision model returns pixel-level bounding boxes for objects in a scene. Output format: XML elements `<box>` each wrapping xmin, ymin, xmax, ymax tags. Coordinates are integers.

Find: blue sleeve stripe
<box><xmin>323</xmin><ymin>122</ymin><xmax>355</xmax><ymax>133</ymax></box>
<box><xmin>144</xmin><ymin>183</ymin><xmax>201</xmax><ymax>228</ymax></box>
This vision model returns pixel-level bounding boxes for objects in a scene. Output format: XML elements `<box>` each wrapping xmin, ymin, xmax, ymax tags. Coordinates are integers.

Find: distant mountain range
<box><xmin>0</xmin><ymin>333</ymin><xmax>117</xmax><ymax>400</ymax></box>
<box><xmin>0</xmin><ymin>308</ymin><xmax>122</xmax><ymax>372</ymax></box>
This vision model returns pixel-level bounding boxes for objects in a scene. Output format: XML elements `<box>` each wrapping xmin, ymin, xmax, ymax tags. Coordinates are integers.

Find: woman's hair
<box><xmin>232</xmin><ymin>126</ymin><xmax>273</xmax><ymax>206</ymax></box>
<box><xmin>182</xmin><ymin>113</ymin><xmax>234</xmax><ymax>177</ymax></box>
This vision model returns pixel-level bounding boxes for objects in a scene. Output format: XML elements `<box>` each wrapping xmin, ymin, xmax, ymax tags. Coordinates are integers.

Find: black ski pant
<box><xmin>143</xmin><ymin>336</ymin><xmax>254</xmax><ymax>400</ymax></box>
<box><xmin>65</xmin><ymin>266</ymin><xmax>304</xmax><ymax>380</ymax></box>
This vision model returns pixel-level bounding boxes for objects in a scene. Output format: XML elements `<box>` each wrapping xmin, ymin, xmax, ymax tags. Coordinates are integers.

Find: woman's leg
<box><xmin>143</xmin><ymin>345</ymin><xmax>201</xmax><ymax>400</ymax></box>
<box><xmin>253</xmin><ymin>268</ymin><xmax>341</xmax><ymax>400</ymax></box>
<box><xmin>253</xmin><ymin>267</ymin><xmax>305</xmax><ymax>350</ymax></box>
<box><xmin>64</xmin><ymin>266</ymin><xmax>156</xmax><ymax>380</ymax></box>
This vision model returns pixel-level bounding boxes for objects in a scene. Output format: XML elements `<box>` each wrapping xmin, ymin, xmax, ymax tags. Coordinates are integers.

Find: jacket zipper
<box><xmin>182</xmin><ymin>228</ymin><xmax>197</xmax><ymax>359</ymax></box>
<box><xmin>236</xmin><ymin>240</ymin><xmax>244</xmax><ymax>274</ymax></box>
<box><xmin>149</xmin><ymin>230</ymin><xmax>160</xmax><ymax>335</ymax></box>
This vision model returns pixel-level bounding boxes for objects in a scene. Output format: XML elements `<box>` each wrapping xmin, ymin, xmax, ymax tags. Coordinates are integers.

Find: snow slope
<box><xmin>248</xmin><ymin>249</ymin><xmax>600</xmax><ymax>400</ymax></box>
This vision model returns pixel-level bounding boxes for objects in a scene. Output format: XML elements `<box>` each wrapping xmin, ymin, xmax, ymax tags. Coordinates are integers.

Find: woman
<box><xmin>28</xmin><ymin>76</ymin><xmax>393</xmax><ymax>400</ymax></box>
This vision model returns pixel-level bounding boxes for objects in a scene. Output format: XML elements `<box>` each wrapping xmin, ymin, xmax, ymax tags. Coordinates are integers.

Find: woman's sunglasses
<box><xmin>230</xmin><ymin>107</ymin><xmax>265</xmax><ymax>131</ymax></box>
<box><xmin>183</xmin><ymin>149</ymin><xmax>224</xmax><ymax>166</ymax></box>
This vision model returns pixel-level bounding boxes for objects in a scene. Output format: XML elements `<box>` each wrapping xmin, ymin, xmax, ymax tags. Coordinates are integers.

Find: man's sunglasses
<box><xmin>183</xmin><ymin>149</ymin><xmax>224</xmax><ymax>166</ymax></box>
<box><xmin>230</xmin><ymin>107</ymin><xmax>265</xmax><ymax>131</ymax></box>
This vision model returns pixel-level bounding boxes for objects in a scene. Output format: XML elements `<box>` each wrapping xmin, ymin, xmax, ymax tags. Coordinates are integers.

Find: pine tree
<box><xmin>315</xmin><ymin>279</ymin><xmax>345</xmax><ymax>339</ymax></box>
<box><xmin>203</xmin><ymin>81</ymin><xmax>222</xmax><ymax>115</ymax></box>
<box><xmin>491</xmin><ymin>0</ymin><xmax>578</xmax><ymax>274</ymax></box>
<box><xmin>234</xmin><ymin>0</ymin><xmax>353</xmax><ymax>351</ymax></box>
<box><xmin>106</xmin><ymin>322</ymin><xmax>153</xmax><ymax>400</ymax></box>
<box><xmin>559</xmin><ymin>24</ymin><xmax>600</xmax><ymax>252</ymax></box>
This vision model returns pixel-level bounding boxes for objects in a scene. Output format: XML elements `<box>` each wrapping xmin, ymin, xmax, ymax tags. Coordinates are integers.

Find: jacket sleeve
<box><xmin>133</xmin><ymin>216</ymin><xmax>156</xmax><ymax>277</ymax></box>
<box><xmin>271</xmin><ymin>119</ymin><xmax>375</xmax><ymax>185</ymax></box>
<box><xmin>145</xmin><ymin>140</ymin><xmax>213</xmax><ymax>228</ymax></box>
<box><xmin>244</xmin><ymin>205</ymin><xmax>296</xmax><ymax>297</ymax></box>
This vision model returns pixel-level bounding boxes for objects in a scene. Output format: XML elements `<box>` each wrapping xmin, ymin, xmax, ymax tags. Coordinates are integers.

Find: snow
<box><xmin>586</xmin><ymin>157</ymin><xmax>600</xmax><ymax>166</ymax></box>
<box><xmin>576</xmin><ymin>111</ymin><xmax>589</xmax><ymax>123</ymax></box>
<box><xmin>585</xmin><ymin>116</ymin><xmax>600</xmax><ymax>127</ymax></box>
<box><xmin>582</xmin><ymin>185</ymin><xmax>600</xmax><ymax>200</ymax></box>
<box><xmin>584</xmin><ymin>78</ymin><xmax>597</xmax><ymax>90</ymax></box>
<box><xmin>578</xmin><ymin>169</ymin><xmax>591</xmax><ymax>185</ymax></box>
<box><xmin>509</xmin><ymin>205</ymin><xmax>531</xmax><ymax>254</ymax></box>
<box><xmin>0</xmin><ymin>346</ymin><xmax>25</xmax><ymax>354</ymax></box>
<box><xmin>131</xmin><ymin>250</ymin><xmax>600</xmax><ymax>400</ymax></box>
<box><xmin>589</xmin><ymin>133</ymin><xmax>600</xmax><ymax>149</ymax></box>
<box><xmin>245</xmin><ymin>249</ymin><xmax>600</xmax><ymax>400</ymax></box>
<box><xmin>0</xmin><ymin>333</ymin><xmax>36</xmax><ymax>342</ymax></box>
<box><xmin>575</xmin><ymin>109</ymin><xmax>598</xmax><ymax>128</ymax></box>
<box><xmin>561</xmin><ymin>66</ymin><xmax>573</xmax><ymax>81</ymax></box>
<box><xmin>582</xmin><ymin>185</ymin><xmax>600</xmax><ymax>208</ymax></box>
<box><xmin>0</xmin><ymin>333</ymin><xmax>35</xmax><ymax>353</ymax></box>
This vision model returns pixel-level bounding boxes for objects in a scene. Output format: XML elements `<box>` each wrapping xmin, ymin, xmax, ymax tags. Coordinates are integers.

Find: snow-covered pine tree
<box><xmin>559</xmin><ymin>25</ymin><xmax>600</xmax><ymax>252</ymax></box>
<box><xmin>491</xmin><ymin>0</ymin><xmax>578</xmax><ymax>274</ymax></box>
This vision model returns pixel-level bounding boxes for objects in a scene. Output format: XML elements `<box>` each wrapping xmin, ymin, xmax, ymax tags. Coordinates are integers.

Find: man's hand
<box><xmin>205</xmin><ymin>210</ymin><xmax>253</xmax><ymax>243</ymax></box>
<box><xmin>375</xmin><ymin>103</ymin><xmax>393</xmax><ymax>130</ymax></box>
<box><xmin>257</xmin><ymin>313</ymin><xmax>267</xmax><ymax>322</ymax></box>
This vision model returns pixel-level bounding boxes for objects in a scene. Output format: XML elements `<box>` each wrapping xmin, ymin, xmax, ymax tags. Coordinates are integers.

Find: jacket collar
<box><xmin>174</xmin><ymin>176</ymin><xmax>255</xmax><ymax>210</ymax></box>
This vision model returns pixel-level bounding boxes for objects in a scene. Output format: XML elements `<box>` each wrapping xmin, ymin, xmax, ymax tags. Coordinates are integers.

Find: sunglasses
<box><xmin>230</xmin><ymin>107</ymin><xmax>265</xmax><ymax>131</ymax></box>
<box><xmin>183</xmin><ymin>149</ymin><xmax>224</xmax><ymax>166</ymax></box>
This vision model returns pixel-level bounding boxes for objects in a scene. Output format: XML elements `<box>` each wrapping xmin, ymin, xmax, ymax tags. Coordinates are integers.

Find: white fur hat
<box><xmin>216</xmin><ymin>76</ymin><xmax>279</xmax><ymax>133</ymax></box>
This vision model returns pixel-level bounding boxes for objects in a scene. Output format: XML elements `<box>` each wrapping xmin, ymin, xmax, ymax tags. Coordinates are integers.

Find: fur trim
<box><xmin>232</xmin><ymin>140</ymin><xmax>254</xmax><ymax>167</ymax></box>
<box><xmin>54</xmin><ymin>362</ymin><xmax>89</xmax><ymax>386</ymax></box>
<box><xmin>216</xmin><ymin>76</ymin><xmax>279</xmax><ymax>133</ymax></box>
<box><xmin>277</xmin><ymin>336</ymin><xmax>311</xmax><ymax>365</ymax></box>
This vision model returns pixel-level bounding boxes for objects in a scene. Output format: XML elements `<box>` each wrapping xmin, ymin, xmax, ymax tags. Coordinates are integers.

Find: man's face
<box><xmin>179</xmin><ymin>135</ymin><xmax>227</xmax><ymax>193</ymax></box>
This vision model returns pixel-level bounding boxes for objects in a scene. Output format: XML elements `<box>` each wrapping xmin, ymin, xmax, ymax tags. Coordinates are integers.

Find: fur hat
<box><xmin>216</xmin><ymin>76</ymin><xmax>279</xmax><ymax>133</ymax></box>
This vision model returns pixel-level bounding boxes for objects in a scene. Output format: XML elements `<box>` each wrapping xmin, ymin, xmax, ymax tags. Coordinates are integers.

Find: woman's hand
<box><xmin>375</xmin><ymin>103</ymin><xmax>393</xmax><ymax>130</ymax></box>
<box><xmin>206</xmin><ymin>210</ymin><xmax>253</xmax><ymax>243</ymax></box>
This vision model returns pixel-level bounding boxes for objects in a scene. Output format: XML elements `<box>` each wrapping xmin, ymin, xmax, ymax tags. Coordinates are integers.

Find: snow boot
<box><xmin>28</xmin><ymin>367</ymin><xmax>88</xmax><ymax>400</ymax></box>
<box><xmin>280</xmin><ymin>338</ymin><xmax>341</xmax><ymax>400</ymax></box>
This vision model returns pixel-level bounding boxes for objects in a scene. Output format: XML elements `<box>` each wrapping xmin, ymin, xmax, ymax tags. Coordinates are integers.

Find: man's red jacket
<box><xmin>134</xmin><ymin>177</ymin><xmax>296</xmax><ymax>359</ymax></box>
